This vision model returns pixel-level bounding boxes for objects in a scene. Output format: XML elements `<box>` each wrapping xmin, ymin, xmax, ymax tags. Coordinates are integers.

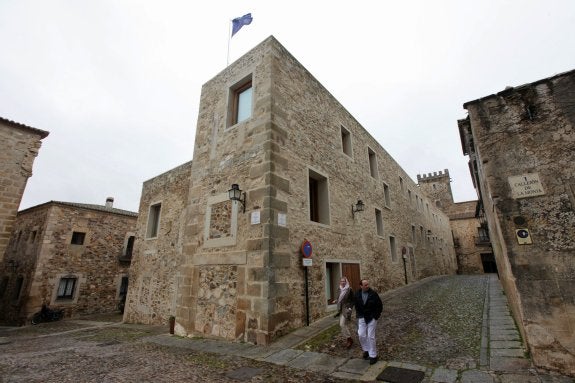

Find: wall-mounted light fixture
<box><xmin>228</xmin><ymin>184</ymin><xmax>246</xmax><ymax>213</ymax></box>
<box><xmin>7</xmin><ymin>259</ymin><xmax>20</xmax><ymax>273</ymax></box>
<box><xmin>351</xmin><ymin>200</ymin><xmax>364</xmax><ymax>218</ymax></box>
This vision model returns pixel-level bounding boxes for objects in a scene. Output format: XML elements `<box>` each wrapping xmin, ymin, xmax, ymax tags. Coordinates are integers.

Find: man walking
<box><xmin>354</xmin><ymin>279</ymin><xmax>383</xmax><ymax>364</ymax></box>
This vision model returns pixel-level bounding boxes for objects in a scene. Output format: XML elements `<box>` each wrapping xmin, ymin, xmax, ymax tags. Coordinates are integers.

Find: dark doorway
<box><xmin>481</xmin><ymin>253</ymin><xmax>498</xmax><ymax>274</ymax></box>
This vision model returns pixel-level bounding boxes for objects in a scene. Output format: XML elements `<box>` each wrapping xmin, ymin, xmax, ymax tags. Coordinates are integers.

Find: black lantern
<box><xmin>228</xmin><ymin>184</ymin><xmax>246</xmax><ymax>213</ymax></box>
<box><xmin>351</xmin><ymin>200</ymin><xmax>364</xmax><ymax>218</ymax></box>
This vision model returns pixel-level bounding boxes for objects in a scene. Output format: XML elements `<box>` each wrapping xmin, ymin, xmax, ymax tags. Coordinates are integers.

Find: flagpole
<box><xmin>226</xmin><ymin>19</ymin><xmax>232</xmax><ymax>67</ymax></box>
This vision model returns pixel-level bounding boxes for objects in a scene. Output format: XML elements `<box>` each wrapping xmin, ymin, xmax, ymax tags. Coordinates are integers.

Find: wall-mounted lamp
<box><xmin>351</xmin><ymin>200</ymin><xmax>364</xmax><ymax>218</ymax></box>
<box><xmin>7</xmin><ymin>259</ymin><xmax>20</xmax><ymax>273</ymax></box>
<box><xmin>228</xmin><ymin>184</ymin><xmax>246</xmax><ymax>213</ymax></box>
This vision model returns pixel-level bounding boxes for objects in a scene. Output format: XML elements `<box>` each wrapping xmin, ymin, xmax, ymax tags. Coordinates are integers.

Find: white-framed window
<box><xmin>146</xmin><ymin>203</ymin><xmax>161</xmax><ymax>239</ymax></box>
<box><xmin>228</xmin><ymin>75</ymin><xmax>253</xmax><ymax>127</ymax></box>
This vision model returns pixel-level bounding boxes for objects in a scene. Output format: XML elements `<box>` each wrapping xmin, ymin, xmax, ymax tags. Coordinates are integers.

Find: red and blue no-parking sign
<box><xmin>301</xmin><ymin>240</ymin><xmax>313</xmax><ymax>258</ymax></box>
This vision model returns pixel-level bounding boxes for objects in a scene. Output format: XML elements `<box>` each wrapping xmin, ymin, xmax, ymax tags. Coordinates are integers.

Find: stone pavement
<box><xmin>144</xmin><ymin>275</ymin><xmax>574</xmax><ymax>382</ymax></box>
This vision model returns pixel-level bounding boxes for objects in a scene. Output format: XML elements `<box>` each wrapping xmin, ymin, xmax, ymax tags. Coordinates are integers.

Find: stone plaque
<box><xmin>251</xmin><ymin>210</ymin><xmax>260</xmax><ymax>224</ymax></box>
<box><xmin>508</xmin><ymin>173</ymin><xmax>545</xmax><ymax>199</ymax></box>
<box><xmin>278</xmin><ymin>213</ymin><xmax>287</xmax><ymax>227</ymax></box>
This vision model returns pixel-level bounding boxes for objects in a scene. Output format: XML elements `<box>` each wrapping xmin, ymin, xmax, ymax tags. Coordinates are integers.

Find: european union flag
<box><xmin>232</xmin><ymin>13</ymin><xmax>253</xmax><ymax>37</ymax></box>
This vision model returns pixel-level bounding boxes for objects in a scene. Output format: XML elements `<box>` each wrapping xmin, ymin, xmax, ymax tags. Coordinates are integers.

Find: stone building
<box><xmin>0</xmin><ymin>198</ymin><xmax>137</xmax><ymax>325</ymax></box>
<box><xmin>124</xmin><ymin>161</ymin><xmax>192</xmax><ymax>324</ymax></box>
<box><xmin>0</xmin><ymin>116</ymin><xmax>49</xmax><ymax>262</ymax></box>
<box><xmin>459</xmin><ymin>69</ymin><xmax>575</xmax><ymax>375</ymax></box>
<box><xmin>125</xmin><ymin>36</ymin><xmax>457</xmax><ymax>344</ymax></box>
<box><xmin>417</xmin><ymin>169</ymin><xmax>495</xmax><ymax>274</ymax></box>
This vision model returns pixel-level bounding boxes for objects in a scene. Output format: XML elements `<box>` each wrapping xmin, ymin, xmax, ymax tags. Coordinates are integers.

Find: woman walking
<box><xmin>334</xmin><ymin>276</ymin><xmax>355</xmax><ymax>348</ymax></box>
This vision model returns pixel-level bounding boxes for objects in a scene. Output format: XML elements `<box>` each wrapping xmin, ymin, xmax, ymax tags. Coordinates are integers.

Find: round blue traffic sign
<box><xmin>301</xmin><ymin>240</ymin><xmax>313</xmax><ymax>258</ymax></box>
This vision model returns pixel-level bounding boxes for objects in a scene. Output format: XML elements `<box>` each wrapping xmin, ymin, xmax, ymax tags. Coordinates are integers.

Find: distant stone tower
<box><xmin>417</xmin><ymin>169</ymin><xmax>453</xmax><ymax>210</ymax></box>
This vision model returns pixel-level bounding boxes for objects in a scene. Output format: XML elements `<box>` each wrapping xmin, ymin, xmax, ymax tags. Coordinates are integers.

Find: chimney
<box><xmin>105</xmin><ymin>197</ymin><xmax>114</xmax><ymax>208</ymax></box>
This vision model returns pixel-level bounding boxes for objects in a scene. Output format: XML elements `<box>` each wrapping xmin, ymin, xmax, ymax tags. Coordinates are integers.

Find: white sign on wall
<box><xmin>508</xmin><ymin>173</ymin><xmax>545</xmax><ymax>199</ymax></box>
<box><xmin>251</xmin><ymin>210</ymin><xmax>260</xmax><ymax>225</ymax></box>
<box><xmin>278</xmin><ymin>213</ymin><xmax>287</xmax><ymax>227</ymax></box>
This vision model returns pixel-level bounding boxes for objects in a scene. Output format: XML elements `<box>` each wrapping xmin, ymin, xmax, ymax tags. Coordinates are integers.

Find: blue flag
<box><xmin>231</xmin><ymin>13</ymin><xmax>253</xmax><ymax>37</ymax></box>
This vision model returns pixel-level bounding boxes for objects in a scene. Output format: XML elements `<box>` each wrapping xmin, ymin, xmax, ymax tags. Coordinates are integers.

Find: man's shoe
<box><xmin>362</xmin><ymin>351</ymin><xmax>369</xmax><ymax>360</ymax></box>
<box><xmin>369</xmin><ymin>356</ymin><xmax>378</xmax><ymax>365</ymax></box>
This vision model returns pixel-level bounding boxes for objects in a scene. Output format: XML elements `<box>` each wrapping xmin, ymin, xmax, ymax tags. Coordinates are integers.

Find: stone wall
<box><xmin>124</xmin><ymin>161</ymin><xmax>192</xmax><ymax>325</ymax></box>
<box><xmin>1</xmin><ymin>201</ymin><xmax>136</xmax><ymax>324</ymax></box>
<box><xmin>462</xmin><ymin>69</ymin><xmax>575</xmax><ymax>375</ymax></box>
<box><xmin>0</xmin><ymin>118</ymin><xmax>48</xmax><ymax>262</ymax></box>
<box><xmin>175</xmin><ymin>36</ymin><xmax>457</xmax><ymax>345</ymax></box>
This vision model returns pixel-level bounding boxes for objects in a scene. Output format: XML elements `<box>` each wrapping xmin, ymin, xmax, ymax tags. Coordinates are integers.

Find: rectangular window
<box><xmin>375</xmin><ymin>208</ymin><xmax>383</xmax><ymax>236</ymax></box>
<box><xmin>420</xmin><ymin>226</ymin><xmax>424</xmax><ymax>244</ymax></box>
<box><xmin>399</xmin><ymin>176</ymin><xmax>404</xmax><ymax>193</ymax></box>
<box><xmin>411</xmin><ymin>225</ymin><xmax>416</xmax><ymax>243</ymax></box>
<box><xmin>12</xmin><ymin>276</ymin><xmax>24</xmax><ymax>301</ymax></box>
<box><xmin>308</xmin><ymin>169</ymin><xmax>330</xmax><ymax>225</ymax></box>
<box><xmin>389</xmin><ymin>236</ymin><xmax>398</xmax><ymax>262</ymax></box>
<box><xmin>368</xmin><ymin>148</ymin><xmax>378</xmax><ymax>178</ymax></box>
<box><xmin>341</xmin><ymin>126</ymin><xmax>352</xmax><ymax>156</ymax></box>
<box><xmin>119</xmin><ymin>276</ymin><xmax>129</xmax><ymax>297</ymax></box>
<box><xmin>383</xmin><ymin>183</ymin><xmax>391</xmax><ymax>208</ymax></box>
<box><xmin>29</xmin><ymin>230</ymin><xmax>37</xmax><ymax>243</ymax></box>
<box><xmin>408</xmin><ymin>189</ymin><xmax>412</xmax><ymax>205</ymax></box>
<box><xmin>71</xmin><ymin>231</ymin><xmax>86</xmax><ymax>245</ymax></box>
<box><xmin>57</xmin><ymin>277</ymin><xmax>77</xmax><ymax>300</ymax></box>
<box><xmin>229</xmin><ymin>76</ymin><xmax>253</xmax><ymax>126</ymax></box>
<box><xmin>146</xmin><ymin>203</ymin><xmax>162</xmax><ymax>238</ymax></box>
<box><xmin>124</xmin><ymin>236</ymin><xmax>135</xmax><ymax>258</ymax></box>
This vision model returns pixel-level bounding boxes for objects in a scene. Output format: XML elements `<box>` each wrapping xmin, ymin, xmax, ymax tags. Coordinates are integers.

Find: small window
<box><xmin>389</xmin><ymin>236</ymin><xmax>398</xmax><ymax>262</ymax></box>
<box><xmin>71</xmin><ymin>232</ymin><xmax>86</xmax><ymax>245</ymax></box>
<box><xmin>375</xmin><ymin>208</ymin><xmax>383</xmax><ymax>236</ymax></box>
<box><xmin>368</xmin><ymin>148</ymin><xmax>378</xmax><ymax>178</ymax></box>
<box><xmin>29</xmin><ymin>230</ymin><xmax>37</xmax><ymax>243</ymax></box>
<box><xmin>229</xmin><ymin>77</ymin><xmax>253</xmax><ymax>126</ymax></box>
<box><xmin>146</xmin><ymin>203</ymin><xmax>162</xmax><ymax>238</ymax></box>
<box><xmin>12</xmin><ymin>276</ymin><xmax>24</xmax><ymax>301</ymax></box>
<box><xmin>119</xmin><ymin>276</ymin><xmax>129</xmax><ymax>297</ymax></box>
<box><xmin>57</xmin><ymin>277</ymin><xmax>77</xmax><ymax>300</ymax></box>
<box><xmin>308</xmin><ymin>169</ymin><xmax>330</xmax><ymax>225</ymax></box>
<box><xmin>383</xmin><ymin>183</ymin><xmax>391</xmax><ymax>208</ymax></box>
<box><xmin>124</xmin><ymin>236</ymin><xmax>135</xmax><ymax>258</ymax></box>
<box><xmin>411</xmin><ymin>225</ymin><xmax>416</xmax><ymax>243</ymax></box>
<box><xmin>341</xmin><ymin>126</ymin><xmax>352</xmax><ymax>156</ymax></box>
<box><xmin>399</xmin><ymin>176</ymin><xmax>404</xmax><ymax>193</ymax></box>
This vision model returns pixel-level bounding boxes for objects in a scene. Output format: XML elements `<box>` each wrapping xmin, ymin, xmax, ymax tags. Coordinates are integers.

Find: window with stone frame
<box><xmin>383</xmin><ymin>182</ymin><xmax>391</xmax><ymax>208</ymax></box>
<box><xmin>70</xmin><ymin>231</ymin><xmax>86</xmax><ymax>245</ymax></box>
<box><xmin>375</xmin><ymin>208</ymin><xmax>384</xmax><ymax>236</ymax></box>
<box><xmin>228</xmin><ymin>75</ymin><xmax>253</xmax><ymax>127</ymax></box>
<box><xmin>368</xmin><ymin>147</ymin><xmax>378</xmax><ymax>178</ymax></box>
<box><xmin>340</xmin><ymin>125</ymin><xmax>352</xmax><ymax>157</ymax></box>
<box><xmin>389</xmin><ymin>236</ymin><xmax>398</xmax><ymax>262</ymax></box>
<box><xmin>308</xmin><ymin>169</ymin><xmax>330</xmax><ymax>225</ymax></box>
<box><xmin>146</xmin><ymin>203</ymin><xmax>161</xmax><ymax>238</ymax></box>
<box><xmin>57</xmin><ymin>277</ymin><xmax>77</xmax><ymax>300</ymax></box>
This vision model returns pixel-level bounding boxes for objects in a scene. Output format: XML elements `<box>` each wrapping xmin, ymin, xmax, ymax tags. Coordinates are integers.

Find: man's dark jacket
<box><xmin>354</xmin><ymin>288</ymin><xmax>383</xmax><ymax>324</ymax></box>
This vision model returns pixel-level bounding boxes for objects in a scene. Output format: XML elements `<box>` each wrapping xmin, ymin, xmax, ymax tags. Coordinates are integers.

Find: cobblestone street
<box><xmin>1</xmin><ymin>275</ymin><xmax>573</xmax><ymax>382</ymax></box>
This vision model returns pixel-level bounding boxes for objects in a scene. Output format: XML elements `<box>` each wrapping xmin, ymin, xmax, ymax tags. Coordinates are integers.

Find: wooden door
<box><xmin>342</xmin><ymin>263</ymin><xmax>361</xmax><ymax>292</ymax></box>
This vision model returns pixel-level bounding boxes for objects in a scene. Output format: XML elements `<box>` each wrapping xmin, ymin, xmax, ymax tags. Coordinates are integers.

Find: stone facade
<box><xmin>0</xmin><ymin>117</ymin><xmax>49</xmax><ymax>262</ymax></box>
<box><xmin>417</xmin><ymin>170</ymin><xmax>494</xmax><ymax>274</ymax></box>
<box><xmin>459</xmin><ymin>69</ymin><xmax>575</xmax><ymax>375</ymax></box>
<box><xmin>124</xmin><ymin>161</ymin><xmax>192</xmax><ymax>325</ymax></box>
<box><xmin>126</xmin><ymin>36</ymin><xmax>457</xmax><ymax>345</ymax></box>
<box><xmin>0</xmin><ymin>199</ymin><xmax>137</xmax><ymax>325</ymax></box>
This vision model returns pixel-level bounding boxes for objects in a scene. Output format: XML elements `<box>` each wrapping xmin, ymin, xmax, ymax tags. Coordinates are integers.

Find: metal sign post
<box><xmin>301</xmin><ymin>240</ymin><xmax>313</xmax><ymax>326</ymax></box>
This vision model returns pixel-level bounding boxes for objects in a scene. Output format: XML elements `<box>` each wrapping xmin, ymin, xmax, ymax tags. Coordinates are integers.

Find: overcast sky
<box><xmin>1</xmin><ymin>1</ymin><xmax>573</xmax><ymax>212</ymax></box>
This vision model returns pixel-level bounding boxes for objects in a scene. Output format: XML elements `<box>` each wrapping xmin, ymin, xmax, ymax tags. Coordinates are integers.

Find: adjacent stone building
<box><xmin>0</xmin><ymin>198</ymin><xmax>137</xmax><ymax>325</ymax></box>
<box><xmin>459</xmin><ymin>69</ymin><xmax>575</xmax><ymax>375</ymax></box>
<box><xmin>0</xmin><ymin>116</ymin><xmax>49</xmax><ymax>262</ymax></box>
<box><xmin>124</xmin><ymin>161</ymin><xmax>192</xmax><ymax>324</ymax></box>
<box><xmin>417</xmin><ymin>169</ymin><xmax>495</xmax><ymax>274</ymax></box>
<box><xmin>126</xmin><ymin>36</ymin><xmax>457</xmax><ymax>344</ymax></box>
